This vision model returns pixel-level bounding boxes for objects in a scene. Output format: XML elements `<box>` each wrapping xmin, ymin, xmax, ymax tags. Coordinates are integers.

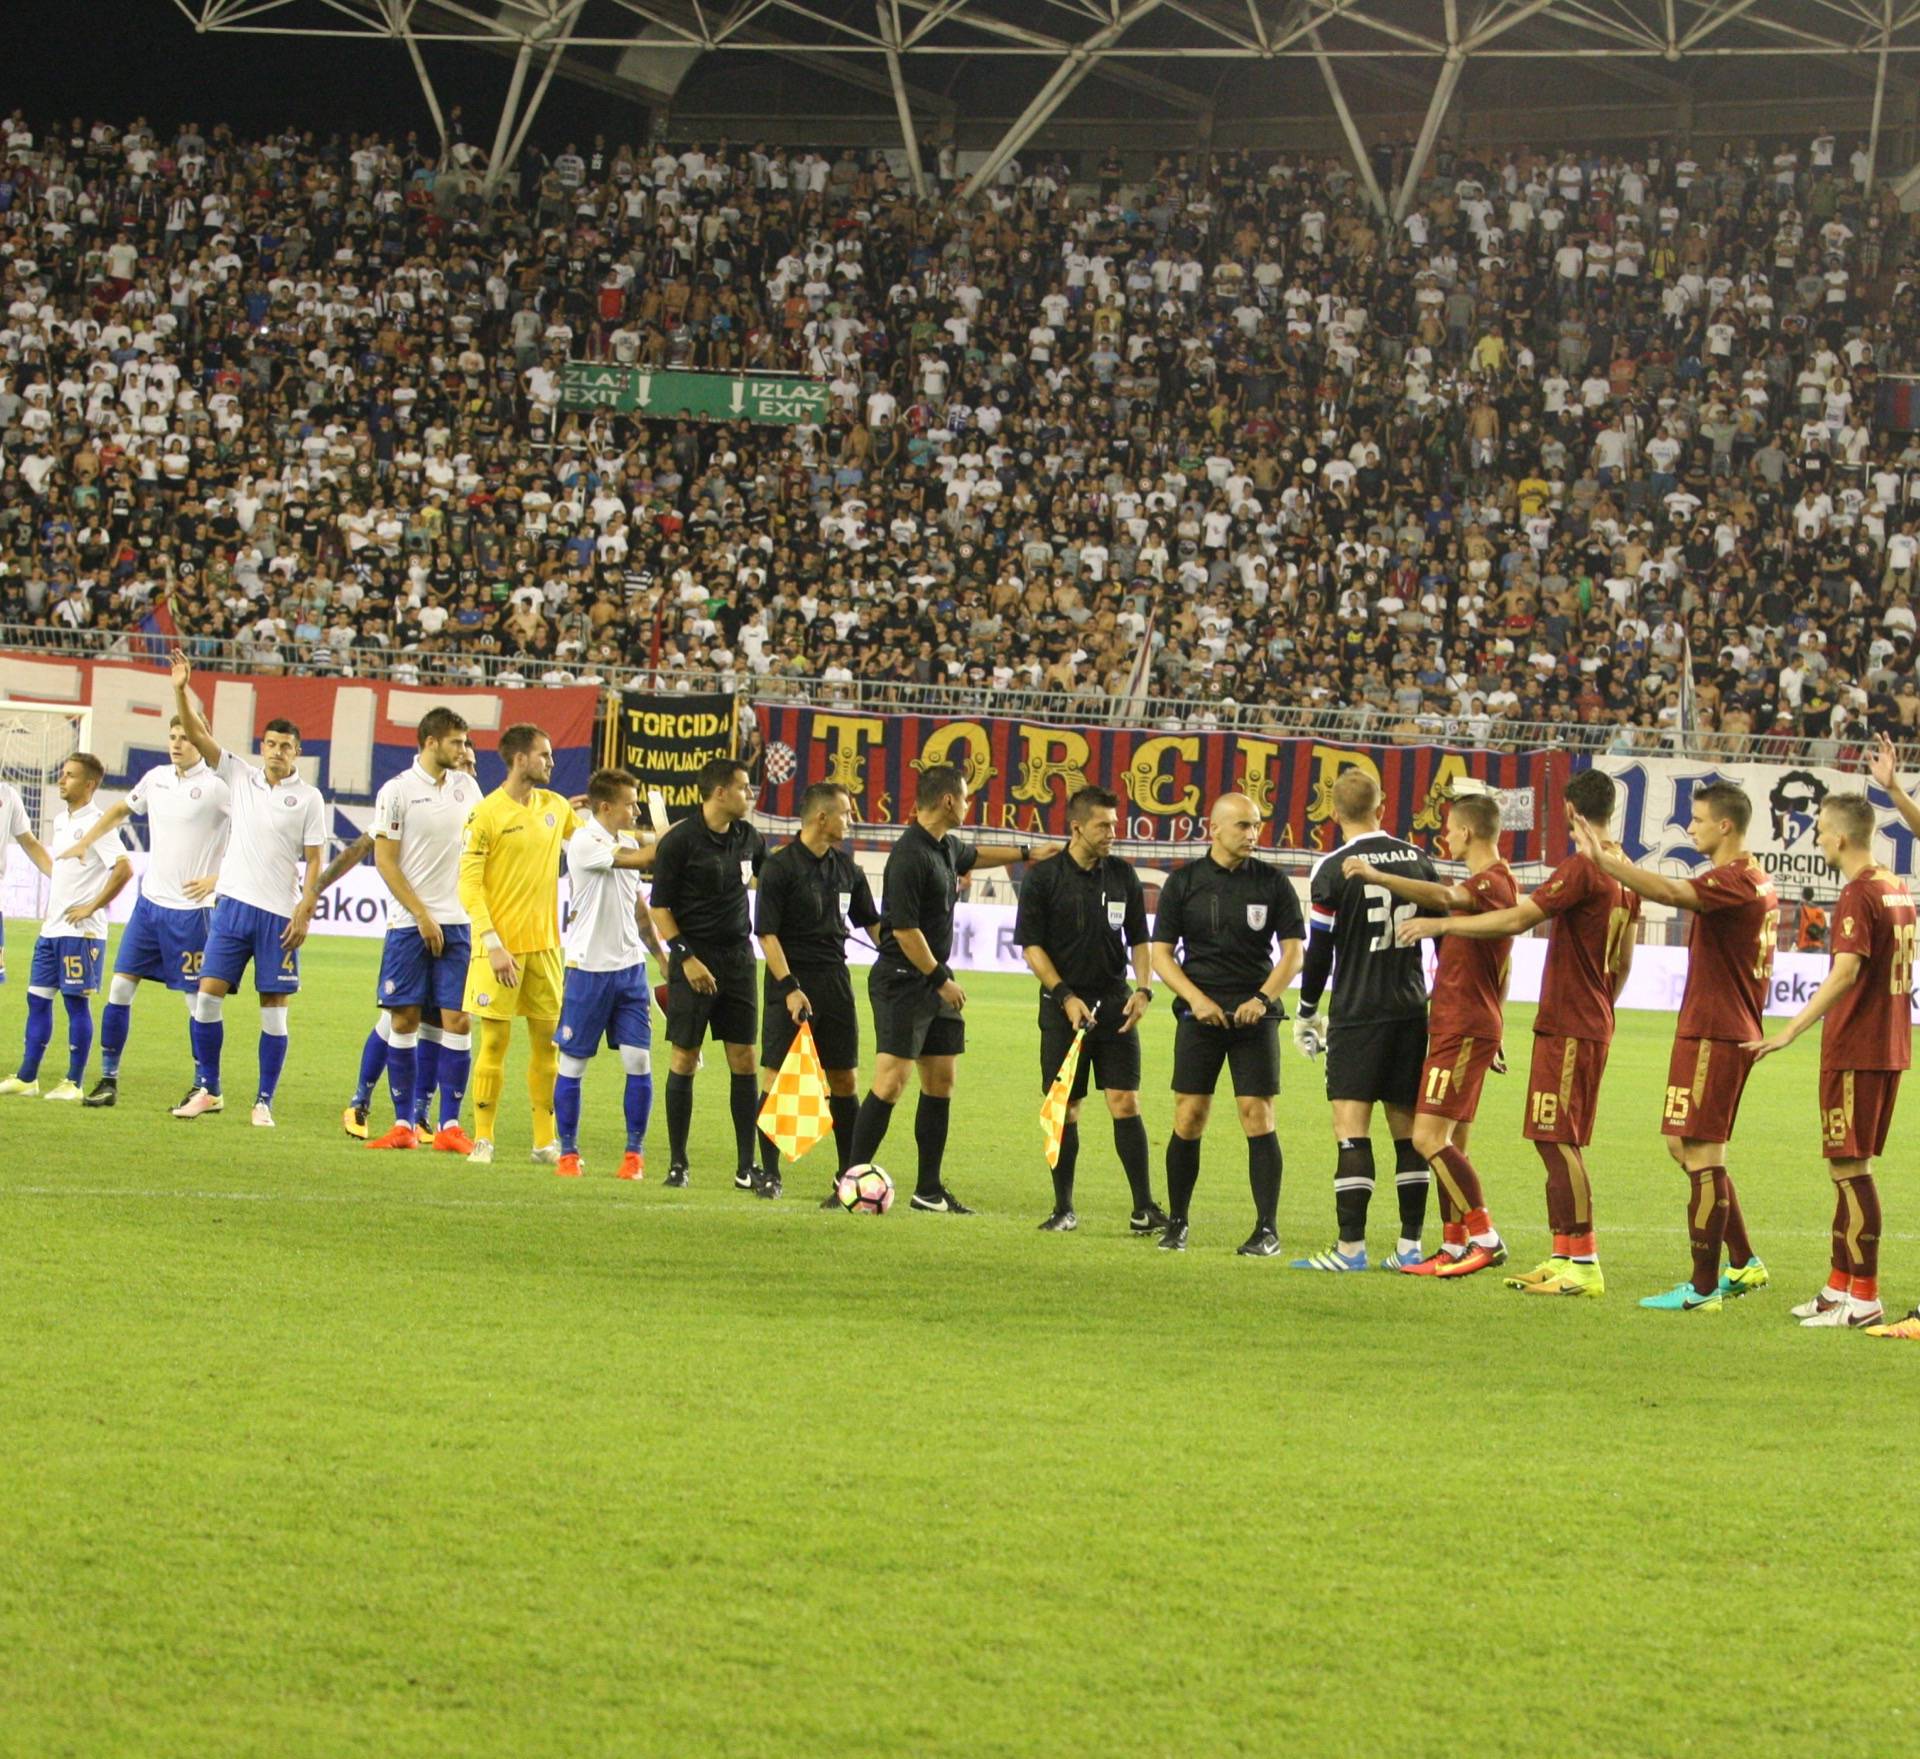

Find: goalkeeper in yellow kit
<box><xmin>458</xmin><ymin>723</ymin><xmax>583</xmax><ymax>1165</ymax></box>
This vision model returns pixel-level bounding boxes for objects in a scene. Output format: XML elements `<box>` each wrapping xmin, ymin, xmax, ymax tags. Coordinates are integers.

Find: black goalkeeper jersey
<box><xmin>1307</xmin><ymin>830</ymin><xmax>1438</xmax><ymax>1024</ymax></box>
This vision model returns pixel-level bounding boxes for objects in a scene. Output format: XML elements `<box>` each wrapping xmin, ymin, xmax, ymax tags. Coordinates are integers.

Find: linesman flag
<box><xmin>759</xmin><ymin>1018</ymin><xmax>832</xmax><ymax>1162</ymax></box>
<box><xmin>1040</xmin><ymin>1025</ymin><xmax>1089</xmax><ymax>1170</ymax></box>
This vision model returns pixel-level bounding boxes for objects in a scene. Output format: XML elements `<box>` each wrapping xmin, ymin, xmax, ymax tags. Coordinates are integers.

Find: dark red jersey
<box><xmin>1824</xmin><ymin>866</ymin><xmax>1917</xmax><ymax>1073</ymax></box>
<box><xmin>1676</xmin><ymin>857</ymin><xmax>1779</xmax><ymax>1043</ymax></box>
<box><xmin>1529</xmin><ymin>852</ymin><xmax>1640</xmax><ymax>1043</ymax></box>
<box><xmin>1428</xmin><ymin>861</ymin><xmax>1517</xmax><ymax>1042</ymax></box>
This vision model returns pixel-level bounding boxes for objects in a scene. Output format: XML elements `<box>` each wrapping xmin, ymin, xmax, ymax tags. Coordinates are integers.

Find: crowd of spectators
<box><xmin>1</xmin><ymin>106</ymin><xmax>1919</xmax><ymax>756</ymax></box>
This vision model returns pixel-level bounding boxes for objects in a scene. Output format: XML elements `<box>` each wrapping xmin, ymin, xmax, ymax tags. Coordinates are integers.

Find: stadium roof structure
<box><xmin>169</xmin><ymin>0</ymin><xmax>1920</xmax><ymax>209</ymax></box>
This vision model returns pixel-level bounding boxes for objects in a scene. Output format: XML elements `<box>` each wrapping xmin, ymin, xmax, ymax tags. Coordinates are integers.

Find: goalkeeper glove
<box><xmin>1292</xmin><ymin>1013</ymin><xmax>1324</xmax><ymax>1060</ymax></box>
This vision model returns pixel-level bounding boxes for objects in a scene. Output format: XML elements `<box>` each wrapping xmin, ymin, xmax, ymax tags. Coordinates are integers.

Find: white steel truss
<box><xmin>164</xmin><ymin>0</ymin><xmax>1920</xmax><ymax>210</ymax></box>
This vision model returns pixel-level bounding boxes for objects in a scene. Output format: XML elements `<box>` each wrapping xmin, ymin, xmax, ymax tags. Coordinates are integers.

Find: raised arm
<box><xmin>319</xmin><ymin>832</ymin><xmax>373</xmax><ymax>894</ymax></box>
<box><xmin>1400</xmin><ymin>896</ymin><xmax>1548</xmax><ymax>942</ymax></box>
<box><xmin>1870</xmin><ymin>734</ymin><xmax>1920</xmax><ymax>840</ymax></box>
<box><xmin>1746</xmin><ymin>951</ymin><xmax>1862</xmax><ymax>1057</ymax></box>
<box><xmin>1567</xmin><ymin>814</ymin><xmax>1700</xmax><ymax>910</ymax></box>
<box><xmin>59</xmin><ymin>799</ymin><xmax>132</xmax><ymax>860</ymax></box>
<box><xmin>169</xmin><ymin>649</ymin><xmax>223</xmax><ymax>769</ymax></box>
<box><xmin>1343</xmin><ymin>855</ymin><xmax>1471</xmax><ymax>913</ymax></box>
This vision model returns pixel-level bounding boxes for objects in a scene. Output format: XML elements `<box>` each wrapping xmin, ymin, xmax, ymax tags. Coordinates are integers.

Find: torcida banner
<box><xmin>752</xmin><ymin>704</ymin><xmax>1571</xmax><ymax>864</ymax></box>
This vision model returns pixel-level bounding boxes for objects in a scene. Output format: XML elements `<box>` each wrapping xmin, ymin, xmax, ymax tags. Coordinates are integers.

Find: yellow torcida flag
<box><xmin>759</xmin><ymin>1019</ymin><xmax>832</xmax><ymax>1163</ymax></box>
<box><xmin>1040</xmin><ymin>1027</ymin><xmax>1088</xmax><ymax>1170</ymax></box>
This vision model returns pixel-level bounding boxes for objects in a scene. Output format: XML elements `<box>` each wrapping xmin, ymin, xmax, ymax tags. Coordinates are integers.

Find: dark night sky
<box><xmin>7</xmin><ymin>0</ymin><xmax>647</xmax><ymax>150</ymax></box>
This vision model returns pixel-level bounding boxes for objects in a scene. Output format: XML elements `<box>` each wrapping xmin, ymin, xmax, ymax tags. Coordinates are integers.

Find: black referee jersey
<box><xmin>649</xmin><ymin>811</ymin><xmax>767</xmax><ymax>959</ymax></box>
<box><xmin>754</xmin><ymin>838</ymin><xmax>880</xmax><ymax>966</ymax></box>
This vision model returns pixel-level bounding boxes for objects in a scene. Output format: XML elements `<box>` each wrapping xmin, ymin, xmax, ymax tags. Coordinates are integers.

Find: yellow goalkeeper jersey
<box><xmin>458</xmin><ymin>786</ymin><xmax>583</xmax><ymax>954</ymax></box>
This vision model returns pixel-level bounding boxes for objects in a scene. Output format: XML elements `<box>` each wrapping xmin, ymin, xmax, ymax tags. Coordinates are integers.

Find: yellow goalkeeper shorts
<box><xmin>464</xmin><ymin>946</ymin><xmax>565</xmax><ymax>1022</ymax></box>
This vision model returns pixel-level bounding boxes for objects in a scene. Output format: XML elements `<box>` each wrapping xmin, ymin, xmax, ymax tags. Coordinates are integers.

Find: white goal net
<box><xmin>0</xmin><ymin>702</ymin><xmax>95</xmax><ymax>923</ymax></box>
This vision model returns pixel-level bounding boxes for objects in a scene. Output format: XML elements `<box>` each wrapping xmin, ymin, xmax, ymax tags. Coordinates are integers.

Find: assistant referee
<box><xmin>1015</xmin><ymin>784</ymin><xmax>1168</xmax><ymax>1235</ymax></box>
<box><xmin>754</xmin><ymin>780</ymin><xmax>880</xmax><ymax>1202</ymax></box>
<box><xmin>1150</xmin><ymin>792</ymin><xmax>1306</xmax><ymax>1255</ymax></box>
<box><xmin>648</xmin><ymin>755</ymin><xmax>766</xmax><ymax>1189</ymax></box>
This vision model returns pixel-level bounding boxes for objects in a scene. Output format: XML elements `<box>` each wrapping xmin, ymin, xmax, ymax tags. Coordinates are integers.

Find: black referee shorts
<box><xmin>1038</xmin><ymin>993</ymin><xmax>1141</xmax><ymax>1101</ymax></box>
<box><xmin>1171</xmin><ymin>1013</ymin><xmax>1280</xmax><ymax>1099</ymax></box>
<box><xmin>665</xmin><ymin>944</ymin><xmax>758</xmax><ymax>1051</ymax></box>
<box><xmin>762</xmin><ymin>961</ymin><xmax>859</xmax><ymax>1071</ymax></box>
<box><xmin>869</xmin><ymin>962</ymin><xmax>965</xmax><ymax>1061</ymax></box>
<box><xmin>1325</xmin><ymin>1014</ymin><xmax>1427</xmax><ymax>1107</ymax></box>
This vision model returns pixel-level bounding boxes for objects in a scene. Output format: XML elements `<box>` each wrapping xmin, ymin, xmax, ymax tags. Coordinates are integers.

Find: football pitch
<box><xmin>3</xmin><ymin>925</ymin><xmax>1918</xmax><ymax>1759</ymax></box>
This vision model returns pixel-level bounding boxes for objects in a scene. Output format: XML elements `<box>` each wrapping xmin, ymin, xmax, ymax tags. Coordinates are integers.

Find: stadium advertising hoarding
<box><xmin>1585</xmin><ymin>754</ymin><xmax>1920</xmax><ymax>889</ymax></box>
<box><xmin>753</xmin><ymin>704</ymin><xmax>1571</xmax><ymax>865</ymax></box>
<box><xmin>609</xmin><ymin>691</ymin><xmax>738</xmax><ymax>822</ymax></box>
<box><xmin>0</xmin><ymin>654</ymin><xmax>601</xmax><ymax>804</ymax></box>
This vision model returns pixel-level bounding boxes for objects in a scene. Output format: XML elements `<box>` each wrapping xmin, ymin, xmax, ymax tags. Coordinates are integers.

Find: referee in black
<box><xmin>846</xmin><ymin>761</ymin><xmax>1052</xmax><ymax>1213</ymax></box>
<box><xmin>648</xmin><ymin>755</ymin><xmax>766</xmax><ymax>1189</ymax></box>
<box><xmin>1150</xmin><ymin>791</ymin><xmax>1305</xmax><ymax>1255</ymax></box>
<box><xmin>1015</xmin><ymin>784</ymin><xmax>1169</xmax><ymax>1234</ymax></box>
<box><xmin>753</xmin><ymin>780</ymin><xmax>880</xmax><ymax>1203</ymax></box>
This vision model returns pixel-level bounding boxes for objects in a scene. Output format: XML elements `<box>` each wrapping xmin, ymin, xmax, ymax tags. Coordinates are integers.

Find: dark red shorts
<box><xmin>1415</xmin><ymin>1033</ymin><xmax>1500</xmax><ymax>1122</ymax></box>
<box><xmin>1523</xmin><ymin>1032</ymin><xmax>1609</xmax><ymax>1147</ymax></box>
<box><xmin>1659</xmin><ymin>1037</ymin><xmax>1753</xmax><ymax>1142</ymax></box>
<box><xmin>1821</xmin><ymin>1066</ymin><xmax>1902</xmax><ymax>1163</ymax></box>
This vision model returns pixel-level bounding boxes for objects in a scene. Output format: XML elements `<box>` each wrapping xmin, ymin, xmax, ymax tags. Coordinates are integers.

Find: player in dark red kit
<box><xmin>1570</xmin><ymin>780</ymin><xmax>1777</xmax><ymax>1312</ymax></box>
<box><xmin>1748</xmin><ymin>771</ymin><xmax>1917</xmax><ymax>1333</ymax></box>
<box><xmin>1403</xmin><ymin>768</ymin><xmax>1637</xmax><ymax>1298</ymax></box>
<box><xmin>1347</xmin><ymin>789</ymin><xmax>1515</xmax><ymax>1278</ymax></box>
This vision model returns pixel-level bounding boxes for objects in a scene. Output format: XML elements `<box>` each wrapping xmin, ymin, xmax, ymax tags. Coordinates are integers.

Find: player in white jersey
<box><xmin>0</xmin><ymin>779</ymin><xmax>54</xmax><ymax>982</ymax></box>
<box><xmin>0</xmin><ymin>755</ymin><xmax>132</xmax><ymax>1101</ymax></box>
<box><xmin>552</xmin><ymin>767</ymin><xmax>666</xmax><ymax>1180</ymax></box>
<box><xmin>354</xmin><ymin>708</ymin><xmax>484</xmax><ymax>1152</ymax></box>
<box><xmin>332</xmin><ymin>744</ymin><xmax>483</xmax><ymax>1147</ymax></box>
<box><xmin>56</xmin><ymin>714</ymin><xmax>231</xmax><ymax>1107</ymax></box>
<box><xmin>165</xmin><ymin>651</ymin><xmax>327</xmax><ymax>1127</ymax></box>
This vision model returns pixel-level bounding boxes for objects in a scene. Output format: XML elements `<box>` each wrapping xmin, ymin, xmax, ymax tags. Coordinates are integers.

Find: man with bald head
<box><xmin>1149</xmin><ymin>792</ymin><xmax>1306</xmax><ymax>1254</ymax></box>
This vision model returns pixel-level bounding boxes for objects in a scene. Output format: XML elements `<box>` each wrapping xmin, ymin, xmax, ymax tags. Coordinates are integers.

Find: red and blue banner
<box><xmin>0</xmin><ymin>653</ymin><xmax>601</xmax><ymax>806</ymax></box>
<box><xmin>753</xmin><ymin>704</ymin><xmax>1571</xmax><ymax>865</ymax></box>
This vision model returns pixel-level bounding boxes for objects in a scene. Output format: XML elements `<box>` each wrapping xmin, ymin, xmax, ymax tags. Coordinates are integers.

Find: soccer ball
<box><xmin>834</xmin><ymin>1163</ymin><xmax>894</xmax><ymax>1214</ymax></box>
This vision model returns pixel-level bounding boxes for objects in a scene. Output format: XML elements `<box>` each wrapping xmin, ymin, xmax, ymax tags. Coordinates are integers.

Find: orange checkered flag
<box><xmin>758</xmin><ymin>1018</ymin><xmax>833</xmax><ymax>1163</ymax></box>
<box><xmin>1040</xmin><ymin>1025</ymin><xmax>1089</xmax><ymax>1170</ymax></box>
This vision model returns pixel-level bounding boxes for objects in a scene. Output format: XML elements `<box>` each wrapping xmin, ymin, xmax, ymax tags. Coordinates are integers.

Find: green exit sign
<box><xmin>557</xmin><ymin>365</ymin><xmax>830</xmax><ymax>426</ymax></box>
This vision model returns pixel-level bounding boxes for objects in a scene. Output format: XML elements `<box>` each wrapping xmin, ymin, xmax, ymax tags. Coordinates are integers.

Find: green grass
<box><xmin>3</xmin><ymin>921</ymin><xmax>1919</xmax><ymax>1759</ymax></box>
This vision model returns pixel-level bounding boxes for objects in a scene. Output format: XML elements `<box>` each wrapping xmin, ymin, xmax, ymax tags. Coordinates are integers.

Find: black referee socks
<box><xmin>665</xmin><ymin>1070</ymin><xmax>695</xmax><ymax>1165</ymax></box>
<box><xmin>849</xmin><ymin>1091</ymin><xmax>895</xmax><ymax>1167</ymax></box>
<box><xmin>729</xmin><ymin>1071</ymin><xmax>758</xmax><ymax>1171</ymax></box>
<box><xmin>1166</xmin><ymin>1133</ymin><xmax>1201</xmax><ymax>1222</ymax></box>
<box><xmin>1113</xmin><ymin>1114</ymin><xmax>1152</xmax><ymax>1209</ymax></box>
<box><xmin>1247</xmin><ymin>1132</ymin><xmax>1282</xmax><ymax>1231</ymax></box>
<box><xmin>913</xmin><ymin>1094</ymin><xmax>951</xmax><ymax>1196</ymax></box>
<box><xmin>828</xmin><ymin>1093</ymin><xmax>859</xmax><ymax>1172</ymax></box>
<box><xmin>1049</xmin><ymin>1121</ymin><xmax>1080</xmax><ymax>1212</ymax></box>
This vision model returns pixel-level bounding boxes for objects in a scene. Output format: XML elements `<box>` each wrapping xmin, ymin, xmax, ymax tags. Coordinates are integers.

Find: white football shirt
<box><xmin>125</xmin><ymin>760</ymin><xmax>231</xmax><ymax>911</ymax></box>
<box><xmin>371</xmin><ymin>760</ymin><xmax>480</xmax><ymax>931</ymax></box>
<box><xmin>215</xmin><ymin>750</ymin><xmax>328</xmax><ymax>916</ymax></box>
<box><xmin>44</xmin><ymin>801</ymin><xmax>127</xmax><ymax>940</ymax></box>
<box><xmin>0</xmin><ymin>780</ymin><xmax>30</xmax><ymax>847</ymax></box>
<box><xmin>563</xmin><ymin>820</ymin><xmax>646</xmax><ymax>973</ymax></box>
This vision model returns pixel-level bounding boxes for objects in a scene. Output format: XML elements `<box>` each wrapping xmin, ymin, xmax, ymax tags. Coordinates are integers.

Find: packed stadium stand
<box><xmin>5</xmin><ymin>0</ymin><xmax>1920</xmax><ymax>769</ymax></box>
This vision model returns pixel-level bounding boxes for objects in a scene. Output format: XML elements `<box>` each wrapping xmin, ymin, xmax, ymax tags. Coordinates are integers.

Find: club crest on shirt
<box><xmin>190</xmin><ymin>787</ymin><xmax>202</xmax><ymax>800</ymax></box>
<box><xmin>544</xmin><ymin>812</ymin><xmax>556</xmax><ymax>827</ymax></box>
<box><xmin>1247</xmin><ymin>904</ymin><xmax>1268</xmax><ymax>929</ymax></box>
<box><xmin>283</xmin><ymin>795</ymin><xmax>297</xmax><ymax>807</ymax></box>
